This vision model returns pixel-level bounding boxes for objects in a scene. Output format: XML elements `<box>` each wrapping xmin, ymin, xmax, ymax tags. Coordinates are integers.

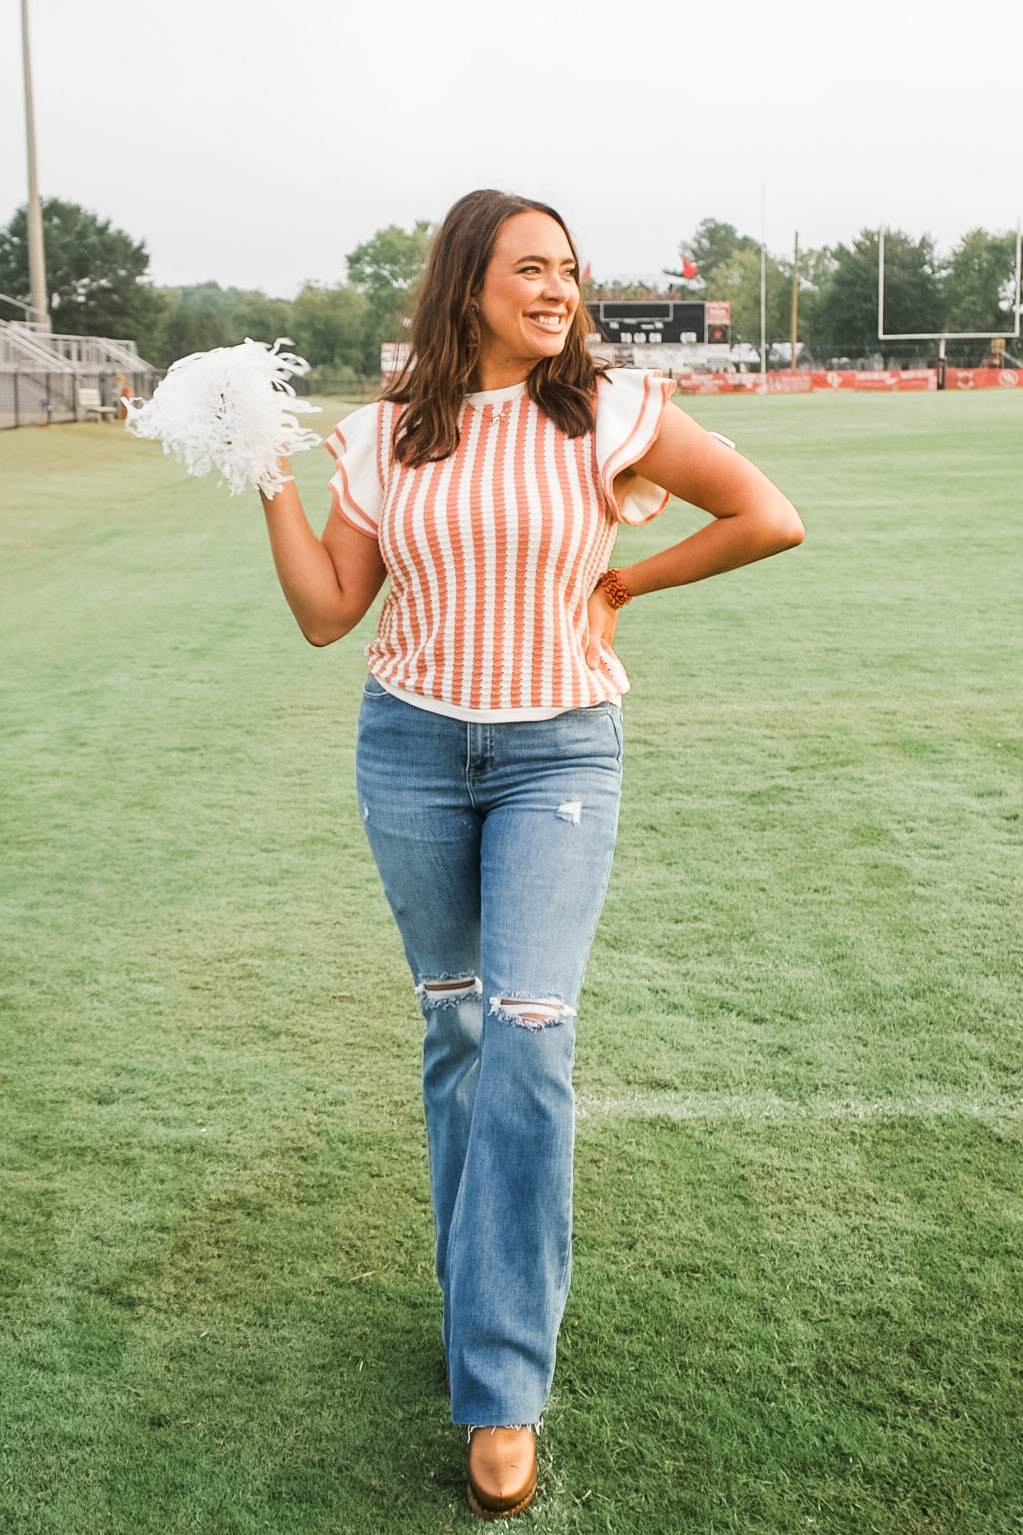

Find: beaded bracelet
<box><xmin>598</xmin><ymin>568</ymin><xmax>633</xmax><ymax>610</ymax></box>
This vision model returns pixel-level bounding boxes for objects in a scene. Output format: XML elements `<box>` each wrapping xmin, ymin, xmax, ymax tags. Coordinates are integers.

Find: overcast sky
<box><xmin>2</xmin><ymin>0</ymin><xmax>1019</xmax><ymax>299</ymax></box>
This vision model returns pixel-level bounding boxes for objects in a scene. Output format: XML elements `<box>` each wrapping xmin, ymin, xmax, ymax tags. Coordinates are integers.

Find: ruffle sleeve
<box><xmin>594</xmin><ymin>369</ymin><xmax>678</xmax><ymax>525</ymax></box>
<box><xmin>324</xmin><ymin>402</ymin><xmax>387</xmax><ymax>536</ymax></box>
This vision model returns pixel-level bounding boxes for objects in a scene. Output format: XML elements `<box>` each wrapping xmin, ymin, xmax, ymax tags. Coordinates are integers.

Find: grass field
<box><xmin>1</xmin><ymin>390</ymin><xmax>1021</xmax><ymax>1534</ymax></box>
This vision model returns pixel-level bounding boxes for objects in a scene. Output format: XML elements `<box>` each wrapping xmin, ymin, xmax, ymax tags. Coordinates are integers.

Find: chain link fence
<box><xmin>0</xmin><ymin>367</ymin><xmax>161</xmax><ymax>430</ymax></box>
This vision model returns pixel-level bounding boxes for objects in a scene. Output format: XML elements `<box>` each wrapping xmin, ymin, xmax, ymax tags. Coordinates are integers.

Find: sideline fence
<box><xmin>309</xmin><ymin>367</ymin><xmax>1023</xmax><ymax>405</ymax></box>
<box><xmin>5</xmin><ymin>363</ymin><xmax>1018</xmax><ymax>427</ymax></box>
<box><xmin>673</xmin><ymin>368</ymin><xmax>1023</xmax><ymax>396</ymax></box>
<box><xmin>0</xmin><ymin>367</ymin><xmax>159</xmax><ymax>429</ymax></box>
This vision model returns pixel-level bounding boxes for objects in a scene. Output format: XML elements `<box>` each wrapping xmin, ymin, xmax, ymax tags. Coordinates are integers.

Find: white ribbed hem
<box><xmin>376</xmin><ymin>678</ymin><xmax>621</xmax><ymax>723</ymax></box>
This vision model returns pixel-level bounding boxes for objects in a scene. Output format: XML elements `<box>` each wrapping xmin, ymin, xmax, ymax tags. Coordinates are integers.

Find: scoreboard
<box><xmin>586</xmin><ymin>300</ymin><xmax>731</xmax><ymax>348</ymax></box>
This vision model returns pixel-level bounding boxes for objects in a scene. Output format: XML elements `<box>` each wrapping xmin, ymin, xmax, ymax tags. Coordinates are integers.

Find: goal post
<box><xmin>877</xmin><ymin>228</ymin><xmax>1022</xmax><ymax>345</ymax></box>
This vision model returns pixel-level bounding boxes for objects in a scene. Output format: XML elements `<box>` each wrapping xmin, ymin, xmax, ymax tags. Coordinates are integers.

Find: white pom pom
<box><xmin>124</xmin><ymin>338</ymin><xmax>323</xmax><ymax>497</ymax></box>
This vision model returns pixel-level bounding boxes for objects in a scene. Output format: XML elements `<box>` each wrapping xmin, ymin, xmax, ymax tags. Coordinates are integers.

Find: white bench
<box><xmin>78</xmin><ymin>387</ymin><xmax>117</xmax><ymax>422</ymax></box>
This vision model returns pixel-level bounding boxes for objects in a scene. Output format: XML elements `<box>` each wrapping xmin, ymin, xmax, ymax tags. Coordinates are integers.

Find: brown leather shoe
<box><xmin>467</xmin><ymin>1426</ymin><xmax>537</xmax><ymax>1519</ymax></box>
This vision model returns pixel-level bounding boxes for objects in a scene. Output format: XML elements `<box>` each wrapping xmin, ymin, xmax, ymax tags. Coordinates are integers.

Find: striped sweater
<box><xmin>325</xmin><ymin>369</ymin><xmax>677</xmax><ymax>721</ymax></box>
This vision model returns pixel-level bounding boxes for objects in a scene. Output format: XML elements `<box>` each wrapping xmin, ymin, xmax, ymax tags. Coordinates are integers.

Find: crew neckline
<box><xmin>464</xmin><ymin>380</ymin><xmax>529</xmax><ymax>409</ymax></box>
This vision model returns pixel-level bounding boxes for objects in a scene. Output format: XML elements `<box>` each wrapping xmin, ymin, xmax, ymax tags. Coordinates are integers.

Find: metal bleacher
<box><xmin>0</xmin><ymin>321</ymin><xmax>160</xmax><ymax>429</ymax></box>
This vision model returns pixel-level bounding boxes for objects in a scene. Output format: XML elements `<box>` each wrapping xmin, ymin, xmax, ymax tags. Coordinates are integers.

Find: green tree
<box><xmin>585</xmin><ymin>279</ymin><xmax>670</xmax><ymax>302</ymax></box>
<box><xmin>814</xmin><ymin>229</ymin><xmax>944</xmax><ymax>358</ymax></box>
<box><xmin>785</xmin><ymin>245</ymin><xmax>834</xmax><ymax>355</ymax></box>
<box><xmin>0</xmin><ymin>198</ymin><xmax>162</xmax><ymax>342</ymax></box>
<box><xmin>702</xmin><ymin>246</ymin><xmax>790</xmax><ymax>354</ymax></box>
<box><xmin>150</xmin><ymin>283</ymin><xmax>294</xmax><ymax>369</ymax></box>
<box><xmin>346</xmin><ymin>220</ymin><xmax>434</xmax><ymax>369</ymax></box>
<box><xmin>232</xmin><ymin>290</ymin><xmax>294</xmax><ymax>348</ymax></box>
<box><xmin>290</xmin><ymin>283</ymin><xmax>368</xmax><ymax>371</ymax></box>
<box><xmin>670</xmin><ymin>217</ymin><xmax>760</xmax><ymax>281</ymax></box>
<box><xmin>154</xmin><ymin>284</ymin><xmax>236</xmax><ymax>366</ymax></box>
<box><xmin>943</xmin><ymin>229</ymin><xmax>1018</xmax><ymax>333</ymax></box>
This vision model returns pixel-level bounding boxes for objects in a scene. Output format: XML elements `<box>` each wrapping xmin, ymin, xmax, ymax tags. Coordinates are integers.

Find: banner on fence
<box><xmin>945</xmin><ymin>368</ymin><xmax>1022</xmax><ymax>390</ymax></box>
<box><xmin>812</xmin><ymin>369</ymin><xmax>937</xmax><ymax>392</ymax></box>
<box><xmin>674</xmin><ymin>373</ymin><xmax>762</xmax><ymax>395</ymax></box>
<box><xmin>672</xmin><ymin>369</ymin><xmax>942</xmax><ymax>396</ymax></box>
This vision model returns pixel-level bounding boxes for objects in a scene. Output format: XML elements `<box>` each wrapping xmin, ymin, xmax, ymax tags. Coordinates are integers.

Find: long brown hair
<box><xmin>382</xmin><ymin>190</ymin><xmax>604</xmax><ymax>466</ymax></box>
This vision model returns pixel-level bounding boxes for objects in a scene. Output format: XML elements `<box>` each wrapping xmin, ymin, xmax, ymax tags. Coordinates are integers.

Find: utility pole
<box><xmin>760</xmin><ymin>184</ymin><xmax>767</xmax><ymax>386</ymax></box>
<box><xmin>790</xmin><ymin>231</ymin><xmax>799</xmax><ymax>370</ymax></box>
<box><xmin>21</xmin><ymin>0</ymin><xmax>49</xmax><ymax>329</ymax></box>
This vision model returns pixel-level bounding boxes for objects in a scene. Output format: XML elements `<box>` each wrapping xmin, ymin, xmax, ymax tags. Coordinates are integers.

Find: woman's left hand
<box><xmin>585</xmin><ymin>581</ymin><xmax>618</xmax><ymax>669</ymax></box>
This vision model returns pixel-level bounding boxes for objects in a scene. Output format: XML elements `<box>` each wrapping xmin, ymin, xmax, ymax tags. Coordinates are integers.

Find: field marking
<box><xmin>575</xmin><ymin>1089</ymin><xmax>1021</xmax><ymax>1124</ymax></box>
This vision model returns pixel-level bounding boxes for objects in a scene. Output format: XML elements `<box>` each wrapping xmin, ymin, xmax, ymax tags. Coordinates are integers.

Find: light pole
<box><xmin>21</xmin><ymin>0</ymin><xmax>49</xmax><ymax>329</ymax></box>
<box><xmin>790</xmin><ymin>231</ymin><xmax>799</xmax><ymax>371</ymax></box>
<box><xmin>759</xmin><ymin>184</ymin><xmax>767</xmax><ymax>385</ymax></box>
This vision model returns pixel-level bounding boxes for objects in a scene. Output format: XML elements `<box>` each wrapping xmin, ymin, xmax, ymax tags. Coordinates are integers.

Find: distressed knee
<box><xmin>489</xmin><ymin>995</ymin><xmax>577</xmax><ymax>1031</ymax></box>
<box><xmin>416</xmin><ymin>976</ymin><xmax>482</xmax><ymax>1008</ymax></box>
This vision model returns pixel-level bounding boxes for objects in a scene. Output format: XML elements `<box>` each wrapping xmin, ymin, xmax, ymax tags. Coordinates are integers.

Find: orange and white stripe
<box><xmin>325</xmin><ymin>370</ymin><xmax>677</xmax><ymax>721</ymax></box>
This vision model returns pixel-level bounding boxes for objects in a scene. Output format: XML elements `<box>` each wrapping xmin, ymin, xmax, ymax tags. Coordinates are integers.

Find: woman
<box><xmin>261</xmin><ymin>189</ymin><xmax>804</xmax><ymax>1518</ymax></box>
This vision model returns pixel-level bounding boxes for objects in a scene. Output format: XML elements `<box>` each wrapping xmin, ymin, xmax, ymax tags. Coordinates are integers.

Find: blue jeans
<box><xmin>355</xmin><ymin>677</ymin><xmax>624</xmax><ymax>1425</ymax></box>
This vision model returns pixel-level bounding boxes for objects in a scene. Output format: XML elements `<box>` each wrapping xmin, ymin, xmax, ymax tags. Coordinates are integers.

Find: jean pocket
<box><xmin>362</xmin><ymin>674</ymin><xmax>390</xmax><ymax>700</ymax></box>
